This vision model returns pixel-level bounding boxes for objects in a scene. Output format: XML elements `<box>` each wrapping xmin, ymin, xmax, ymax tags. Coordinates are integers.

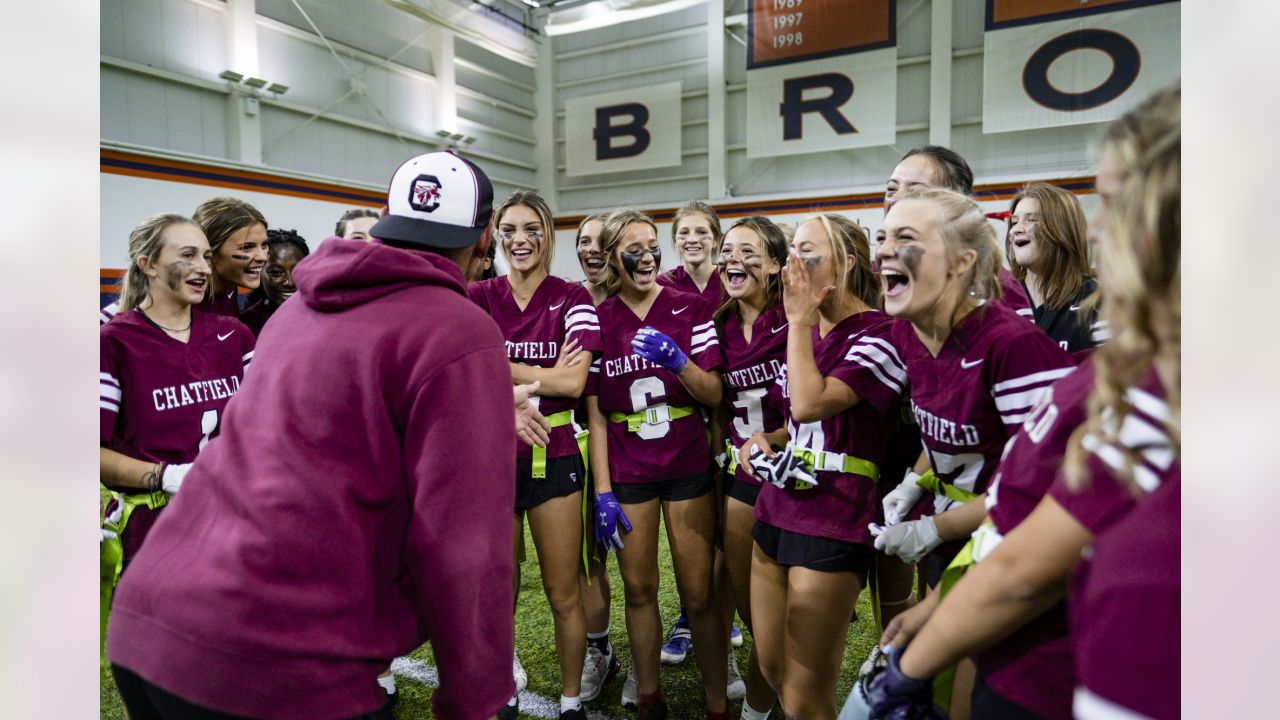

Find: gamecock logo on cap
<box><xmin>409</xmin><ymin>174</ymin><xmax>442</xmax><ymax>213</ymax></box>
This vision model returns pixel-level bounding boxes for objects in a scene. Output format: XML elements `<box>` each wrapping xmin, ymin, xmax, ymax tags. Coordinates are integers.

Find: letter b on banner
<box><xmin>594</xmin><ymin>103</ymin><xmax>651</xmax><ymax>160</ymax></box>
<box><xmin>780</xmin><ymin>73</ymin><xmax>857</xmax><ymax>140</ymax></box>
<box><xmin>565</xmin><ymin>81</ymin><xmax>683</xmax><ymax>177</ymax></box>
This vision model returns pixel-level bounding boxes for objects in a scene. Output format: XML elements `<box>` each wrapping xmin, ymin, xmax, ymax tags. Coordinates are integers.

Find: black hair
<box><xmin>480</xmin><ymin>233</ymin><xmax>499</xmax><ymax>280</ymax></box>
<box><xmin>245</xmin><ymin>228</ymin><xmax>310</xmax><ymax>305</ymax></box>
<box><xmin>903</xmin><ymin>145</ymin><xmax>975</xmax><ymax>195</ymax></box>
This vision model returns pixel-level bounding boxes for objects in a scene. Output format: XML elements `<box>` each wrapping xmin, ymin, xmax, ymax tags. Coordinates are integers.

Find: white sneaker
<box><xmin>580</xmin><ymin>644</ymin><xmax>621</xmax><ymax>703</ymax></box>
<box><xmin>620</xmin><ymin>659</ymin><xmax>638</xmax><ymax>709</ymax></box>
<box><xmin>513</xmin><ymin>650</ymin><xmax>528</xmax><ymax>693</ymax></box>
<box><xmin>858</xmin><ymin>645</ymin><xmax>884</xmax><ymax>678</ymax></box>
<box><xmin>727</xmin><ymin>648</ymin><xmax>746</xmax><ymax>701</ymax></box>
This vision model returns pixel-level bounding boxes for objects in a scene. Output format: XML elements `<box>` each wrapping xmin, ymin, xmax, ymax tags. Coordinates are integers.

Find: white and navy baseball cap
<box><xmin>370</xmin><ymin>150</ymin><xmax>494</xmax><ymax>250</ymax></box>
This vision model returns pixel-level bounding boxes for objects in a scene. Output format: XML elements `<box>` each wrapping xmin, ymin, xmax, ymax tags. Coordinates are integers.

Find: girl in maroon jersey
<box><xmin>468</xmin><ymin>191</ymin><xmax>602</xmax><ymax>720</ymax></box>
<box><xmin>735</xmin><ymin>214</ymin><xmax>900</xmax><ymax>720</ymax></box>
<box><xmin>569</xmin><ymin>210</ymin><xmax>628</xmax><ymax>702</ymax></box>
<box><xmin>865</xmin><ymin>88</ymin><xmax>1179</xmax><ymax>720</ymax></box>
<box><xmin>658</xmin><ymin>200</ymin><xmax>723</xmax><ymax>307</ymax></box>
<box><xmin>712</xmin><ymin>216</ymin><xmax>789</xmax><ymax>719</ymax></box>
<box><xmin>1005</xmin><ymin>183</ymin><xmax>1104</xmax><ymax>358</ymax></box>
<box><xmin>586</xmin><ymin>209</ymin><xmax>729</xmax><ymax>720</ymax></box>
<box><xmin>576</xmin><ymin>212</ymin><xmax>609</xmax><ymax>306</ymax></box>
<box><xmin>191</xmin><ymin>196</ymin><xmax>269</xmax><ymax>317</ymax></box>
<box><xmin>100</xmin><ymin>213</ymin><xmax>254</xmax><ymax>604</ymax></box>
<box><xmin>241</xmin><ymin>228</ymin><xmax>310</xmax><ymax>337</ymax></box>
<box><xmin>871</xmin><ymin>187</ymin><xmax>1073</xmax><ymax>717</ymax></box>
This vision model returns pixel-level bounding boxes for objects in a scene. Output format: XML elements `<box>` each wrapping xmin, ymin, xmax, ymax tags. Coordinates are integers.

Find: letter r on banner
<box><xmin>780</xmin><ymin>73</ymin><xmax>857</xmax><ymax>140</ymax></box>
<box><xmin>594</xmin><ymin>103</ymin><xmax>651</xmax><ymax>160</ymax></box>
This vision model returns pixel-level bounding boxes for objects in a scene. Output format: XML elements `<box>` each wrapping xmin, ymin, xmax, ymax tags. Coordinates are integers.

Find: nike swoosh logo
<box><xmin>672</xmin><ymin>306</ymin><xmax>688</xmax><ymax>315</ymax></box>
<box><xmin>960</xmin><ymin>358</ymin><xmax>983</xmax><ymax>369</ymax></box>
<box><xmin>549</xmin><ymin>301</ymin><xmax>565</xmax><ymax>311</ymax></box>
<box><xmin>217</xmin><ymin>331</ymin><xmax>234</xmax><ymax>341</ymax></box>
<box><xmin>771</xmin><ymin>324</ymin><xmax>786</xmax><ymax>334</ymax></box>
<box><xmin>1069</xmin><ymin>304</ymin><xmax>1080</xmax><ymax>312</ymax></box>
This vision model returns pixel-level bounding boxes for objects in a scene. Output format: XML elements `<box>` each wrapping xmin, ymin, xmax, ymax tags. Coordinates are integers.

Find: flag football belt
<box><xmin>607</xmin><ymin>403</ymin><xmax>698</xmax><ymax>432</ymax></box>
<box><xmin>526</xmin><ymin>409</ymin><xmax>594</xmax><ymax>578</ymax></box>
<box><xmin>929</xmin><ymin>521</ymin><xmax>1004</xmax><ymax>711</ymax></box>
<box><xmin>792</xmin><ymin>448</ymin><xmax>880</xmax><ymax>480</ymax></box>
<box><xmin>723</xmin><ymin>440</ymin><xmax>739</xmax><ymax>475</ymax></box>
<box><xmin>100</xmin><ymin>490</ymin><xmax>169</xmax><ymax>650</ymax></box>
<box><xmin>913</xmin><ymin>468</ymin><xmax>979</xmax><ymax>504</ymax></box>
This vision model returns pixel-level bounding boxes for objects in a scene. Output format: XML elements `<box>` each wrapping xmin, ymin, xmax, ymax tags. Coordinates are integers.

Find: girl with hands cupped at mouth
<box><xmin>740</xmin><ymin>215</ymin><xmax>904</xmax><ymax>720</ymax></box>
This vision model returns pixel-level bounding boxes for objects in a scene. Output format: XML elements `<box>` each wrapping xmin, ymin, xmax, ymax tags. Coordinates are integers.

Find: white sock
<box><xmin>741</xmin><ymin>699</ymin><xmax>771</xmax><ymax>720</ymax></box>
<box><xmin>376</xmin><ymin>674</ymin><xmax>396</xmax><ymax>694</ymax></box>
<box><xmin>561</xmin><ymin>694</ymin><xmax>582</xmax><ymax>712</ymax></box>
<box><xmin>587</xmin><ymin>627</ymin><xmax>610</xmax><ymax>640</ymax></box>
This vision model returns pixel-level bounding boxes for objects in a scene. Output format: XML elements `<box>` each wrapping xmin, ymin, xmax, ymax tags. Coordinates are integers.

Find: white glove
<box><xmin>883</xmin><ymin>470</ymin><xmax>927</xmax><ymax>525</ymax></box>
<box><xmin>869</xmin><ymin>517</ymin><xmax>941</xmax><ymax>564</ymax></box>
<box><xmin>161</xmin><ymin>462</ymin><xmax>193</xmax><ymax>494</ymax></box>
<box><xmin>749</xmin><ymin>446</ymin><xmax>786</xmax><ymax>489</ymax></box>
<box><xmin>779</xmin><ymin>450</ymin><xmax>818</xmax><ymax>488</ymax></box>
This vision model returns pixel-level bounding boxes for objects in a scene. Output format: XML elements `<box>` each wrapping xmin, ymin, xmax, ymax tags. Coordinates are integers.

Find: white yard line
<box><xmin>391</xmin><ymin>657</ymin><xmax>624</xmax><ymax>720</ymax></box>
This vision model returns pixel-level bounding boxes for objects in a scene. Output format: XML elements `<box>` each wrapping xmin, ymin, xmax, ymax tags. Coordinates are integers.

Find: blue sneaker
<box><xmin>660</xmin><ymin>614</ymin><xmax>692</xmax><ymax>664</ymax></box>
<box><xmin>730</xmin><ymin>622</ymin><xmax>744</xmax><ymax>648</ymax></box>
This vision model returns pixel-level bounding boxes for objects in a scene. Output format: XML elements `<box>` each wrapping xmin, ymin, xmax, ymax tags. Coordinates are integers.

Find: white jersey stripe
<box><xmin>1072</xmin><ymin>687</ymin><xmax>1153</xmax><ymax>720</ymax></box>
<box><xmin>993</xmin><ymin>386</ymin><xmax>1052</xmax><ymax>414</ymax></box>
<box><xmin>1126</xmin><ymin>387</ymin><xmax>1173</xmax><ymax>424</ymax></box>
<box><xmin>846</xmin><ymin>343</ymin><xmax>908</xmax><ymax>387</ymax></box>
<box><xmin>691</xmin><ymin>339</ymin><xmax>719</xmax><ymax>356</ymax></box>
<box><xmin>691</xmin><ymin>328</ymin><xmax>718</xmax><ymax>346</ymax></box>
<box><xmin>692</xmin><ymin>320</ymin><xmax>715</xmax><ymax>333</ymax></box>
<box><xmin>100</xmin><ymin>384</ymin><xmax>122</xmax><ymax>402</ymax></box>
<box><xmin>100</xmin><ymin>372</ymin><xmax>120</xmax><ymax>387</ymax></box>
<box><xmin>859</xmin><ymin>335</ymin><xmax>906</xmax><ymax>369</ymax></box>
<box><xmin>846</xmin><ymin>348</ymin><xmax>906</xmax><ymax>395</ymax></box>
<box><xmin>566</xmin><ymin>321</ymin><xmax>601</xmax><ymax>335</ymax></box>
<box><xmin>100</xmin><ymin>399</ymin><xmax>119</xmax><ymax>413</ymax></box>
<box><xmin>992</xmin><ymin>367</ymin><xmax>1073</xmax><ymax>393</ymax></box>
<box><xmin>565</xmin><ymin>309</ymin><xmax>598</xmax><ymax>325</ymax></box>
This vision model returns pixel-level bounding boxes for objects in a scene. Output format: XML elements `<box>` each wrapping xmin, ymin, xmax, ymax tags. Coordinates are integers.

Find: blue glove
<box><xmin>866</xmin><ymin>647</ymin><xmax>944</xmax><ymax>720</ymax></box>
<box><xmin>631</xmin><ymin>327</ymin><xmax>688</xmax><ymax>374</ymax></box>
<box><xmin>594</xmin><ymin>491</ymin><xmax>633</xmax><ymax>552</ymax></box>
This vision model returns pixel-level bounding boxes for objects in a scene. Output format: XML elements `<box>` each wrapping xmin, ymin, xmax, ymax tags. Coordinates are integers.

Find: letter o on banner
<box><xmin>1022</xmin><ymin>29</ymin><xmax>1141</xmax><ymax>112</ymax></box>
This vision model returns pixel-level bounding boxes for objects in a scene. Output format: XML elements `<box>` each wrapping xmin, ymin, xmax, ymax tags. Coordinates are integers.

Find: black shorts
<box><xmin>970</xmin><ymin>674</ymin><xmax>1048</xmax><ymax>720</ymax></box>
<box><xmin>724</xmin><ymin>475</ymin><xmax>762</xmax><ymax>507</ymax></box>
<box><xmin>112</xmin><ymin>664</ymin><xmax>394</xmax><ymax>720</ymax></box>
<box><xmin>612</xmin><ymin>470</ymin><xmax>714</xmax><ymax>504</ymax></box>
<box><xmin>922</xmin><ymin>541</ymin><xmax>964</xmax><ymax>588</ymax></box>
<box><xmin>752</xmin><ymin>521</ymin><xmax>871</xmax><ymax>583</ymax></box>
<box><xmin>515</xmin><ymin>454</ymin><xmax>585</xmax><ymax>511</ymax></box>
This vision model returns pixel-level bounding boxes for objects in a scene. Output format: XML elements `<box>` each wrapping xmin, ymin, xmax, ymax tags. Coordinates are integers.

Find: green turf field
<box><xmin>101</xmin><ymin>517</ymin><xmax>880</xmax><ymax>719</ymax></box>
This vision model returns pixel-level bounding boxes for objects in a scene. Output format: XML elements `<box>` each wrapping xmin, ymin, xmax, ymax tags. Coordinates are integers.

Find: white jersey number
<box><xmin>630</xmin><ymin>376</ymin><xmax>669</xmax><ymax>440</ymax></box>
<box><xmin>730</xmin><ymin>387</ymin><xmax>768</xmax><ymax>440</ymax></box>
<box><xmin>927</xmin><ymin>449</ymin><xmax>985</xmax><ymax>512</ymax></box>
<box><xmin>790</xmin><ymin>418</ymin><xmax>826</xmax><ymax>454</ymax></box>
<box><xmin>198</xmin><ymin>408</ymin><xmax>219</xmax><ymax>452</ymax></box>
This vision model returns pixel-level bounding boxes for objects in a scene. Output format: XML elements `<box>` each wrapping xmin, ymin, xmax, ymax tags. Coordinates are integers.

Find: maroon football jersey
<box><xmin>1073</xmin><ymin>472</ymin><xmax>1179</xmax><ymax>720</ymax></box>
<box><xmin>198</xmin><ymin>288</ymin><xmax>242</xmax><ymax>318</ymax></box>
<box><xmin>754</xmin><ymin>311</ymin><xmax>903</xmax><ymax>545</ymax></box>
<box><xmin>969</xmin><ymin>361</ymin><xmax>1096</xmax><ymax>719</ymax></box>
<box><xmin>239</xmin><ymin>297</ymin><xmax>279</xmax><ymax>338</ymax></box>
<box><xmin>997</xmin><ymin>267</ymin><xmax>1033</xmax><ymax>320</ymax></box>
<box><xmin>658</xmin><ymin>265</ymin><xmax>724</xmax><ymax>309</ymax></box>
<box><xmin>719</xmin><ymin>303</ymin><xmax>788</xmax><ymax>487</ymax></box>
<box><xmin>469</xmin><ymin>276</ymin><xmax>602</xmax><ymax>459</ymax></box>
<box><xmin>100</xmin><ymin>309</ymin><xmax>254</xmax><ymax>558</ymax></box>
<box><xmin>890</xmin><ymin>302</ymin><xmax>1073</xmax><ymax>519</ymax></box>
<box><xmin>589</xmin><ymin>287</ymin><xmax>723</xmax><ymax>484</ymax></box>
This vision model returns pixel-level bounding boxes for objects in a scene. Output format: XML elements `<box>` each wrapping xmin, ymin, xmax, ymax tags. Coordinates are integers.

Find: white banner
<box><xmin>982</xmin><ymin>2</ymin><xmax>1180</xmax><ymax>134</ymax></box>
<box><xmin>564</xmin><ymin>81</ymin><xmax>682</xmax><ymax>177</ymax></box>
<box><xmin>746</xmin><ymin>48</ymin><xmax>897</xmax><ymax>159</ymax></box>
